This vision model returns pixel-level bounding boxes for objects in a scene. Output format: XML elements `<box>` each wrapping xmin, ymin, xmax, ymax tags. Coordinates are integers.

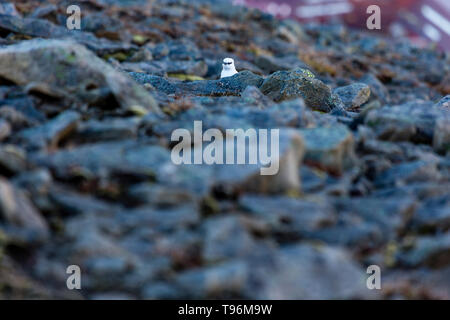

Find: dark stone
<box><xmin>333</xmin><ymin>83</ymin><xmax>371</xmax><ymax>110</ymax></box>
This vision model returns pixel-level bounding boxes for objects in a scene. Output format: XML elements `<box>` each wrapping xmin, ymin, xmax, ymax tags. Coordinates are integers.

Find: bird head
<box><xmin>222</xmin><ymin>57</ymin><xmax>235</xmax><ymax>71</ymax></box>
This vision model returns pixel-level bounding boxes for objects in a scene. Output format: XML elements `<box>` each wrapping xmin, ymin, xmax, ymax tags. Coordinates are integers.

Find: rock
<box><xmin>254</xmin><ymin>54</ymin><xmax>308</xmax><ymax>74</ymax></box>
<box><xmin>299</xmin><ymin>124</ymin><xmax>356</xmax><ymax>175</ymax></box>
<box><xmin>240</xmin><ymin>195</ymin><xmax>336</xmax><ymax>239</ymax></box>
<box><xmin>0</xmin><ymin>118</ymin><xmax>11</xmax><ymax>141</ymax></box>
<box><xmin>334</xmin><ymin>196</ymin><xmax>416</xmax><ymax>236</ymax></box>
<box><xmin>0</xmin><ymin>3</ymin><xmax>21</xmax><ymax>17</ymax></box>
<box><xmin>202</xmin><ymin>215</ymin><xmax>262</xmax><ymax>263</ymax></box>
<box><xmin>259</xmin><ymin>68</ymin><xmax>334</xmax><ymax>112</ymax></box>
<box><xmin>17</xmin><ymin>110</ymin><xmax>80</xmax><ymax>150</ymax></box>
<box><xmin>0</xmin><ymin>145</ymin><xmax>27</xmax><ymax>175</ymax></box>
<box><xmin>359</xmin><ymin>73</ymin><xmax>389</xmax><ymax>104</ymax></box>
<box><xmin>176</xmin><ymin>260</ymin><xmax>249</xmax><ymax>298</ymax></box>
<box><xmin>0</xmin><ymin>39</ymin><xmax>160</xmax><ymax>113</ymax></box>
<box><xmin>28</xmin><ymin>4</ymin><xmax>57</xmax><ymax>19</ymax></box>
<box><xmin>0</xmin><ymin>14</ymin><xmax>135</xmax><ymax>54</ymax></box>
<box><xmin>141</xmin><ymin>282</ymin><xmax>180</xmax><ymax>299</ymax></box>
<box><xmin>0</xmin><ymin>97</ymin><xmax>45</xmax><ymax>125</ymax></box>
<box><xmin>333</xmin><ymin>83</ymin><xmax>371</xmax><ymax>110</ymax></box>
<box><xmin>159</xmin><ymin>59</ymin><xmax>208</xmax><ymax>77</ymax></box>
<box><xmin>435</xmin><ymin>95</ymin><xmax>450</xmax><ymax>109</ymax></box>
<box><xmin>214</xmin><ymin>128</ymin><xmax>305</xmax><ymax>194</ymax></box>
<box><xmin>254</xmin><ymin>244</ymin><xmax>376</xmax><ymax>299</ymax></box>
<box><xmin>127</xmin><ymin>183</ymin><xmax>194</xmax><ymax>207</ymax></box>
<box><xmin>81</xmin><ymin>12</ymin><xmax>123</xmax><ymax>40</ymax></box>
<box><xmin>240</xmin><ymin>85</ymin><xmax>273</xmax><ymax>109</ymax></box>
<box><xmin>117</xmin><ymin>206</ymin><xmax>200</xmax><ymax>232</ymax></box>
<box><xmin>76</xmin><ymin>117</ymin><xmax>141</xmax><ymax>142</ymax></box>
<box><xmin>32</xmin><ymin>140</ymin><xmax>213</xmax><ymax>195</ymax></box>
<box><xmin>412</xmin><ymin>195</ymin><xmax>450</xmax><ymax>232</ymax></box>
<box><xmin>132</xmin><ymin>70</ymin><xmax>263</xmax><ymax>97</ymax></box>
<box><xmin>398</xmin><ymin>233</ymin><xmax>450</xmax><ymax>268</ymax></box>
<box><xmin>365</xmin><ymin>101</ymin><xmax>449</xmax><ymax>144</ymax></box>
<box><xmin>49</xmin><ymin>187</ymin><xmax>115</xmax><ymax>216</ymax></box>
<box><xmin>433</xmin><ymin>117</ymin><xmax>450</xmax><ymax>154</ymax></box>
<box><xmin>13</xmin><ymin>169</ymin><xmax>52</xmax><ymax>197</ymax></box>
<box><xmin>375</xmin><ymin>160</ymin><xmax>442</xmax><ymax>189</ymax></box>
<box><xmin>0</xmin><ymin>177</ymin><xmax>49</xmax><ymax>244</ymax></box>
<box><xmin>84</xmin><ymin>256</ymin><xmax>131</xmax><ymax>277</ymax></box>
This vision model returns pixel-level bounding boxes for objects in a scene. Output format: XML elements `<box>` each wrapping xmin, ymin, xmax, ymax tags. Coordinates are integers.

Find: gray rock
<box><xmin>202</xmin><ymin>215</ymin><xmax>261</xmax><ymax>263</ymax></box>
<box><xmin>433</xmin><ymin>117</ymin><xmax>450</xmax><ymax>154</ymax></box>
<box><xmin>435</xmin><ymin>95</ymin><xmax>450</xmax><ymax>109</ymax></box>
<box><xmin>240</xmin><ymin>195</ymin><xmax>336</xmax><ymax>239</ymax></box>
<box><xmin>132</xmin><ymin>70</ymin><xmax>263</xmax><ymax>96</ymax></box>
<box><xmin>76</xmin><ymin>117</ymin><xmax>141</xmax><ymax>142</ymax></box>
<box><xmin>141</xmin><ymin>282</ymin><xmax>180</xmax><ymax>299</ymax></box>
<box><xmin>240</xmin><ymin>85</ymin><xmax>273</xmax><ymax>109</ymax></box>
<box><xmin>0</xmin><ymin>3</ymin><xmax>21</xmax><ymax>17</ymax></box>
<box><xmin>0</xmin><ymin>145</ymin><xmax>27</xmax><ymax>175</ymax></box>
<box><xmin>365</xmin><ymin>101</ymin><xmax>448</xmax><ymax>144</ymax></box>
<box><xmin>32</xmin><ymin>140</ymin><xmax>214</xmax><ymax>195</ymax></box>
<box><xmin>412</xmin><ymin>195</ymin><xmax>450</xmax><ymax>232</ymax></box>
<box><xmin>398</xmin><ymin>233</ymin><xmax>450</xmax><ymax>268</ymax></box>
<box><xmin>254</xmin><ymin>54</ymin><xmax>308</xmax><ymax>74</ymax></box>
<box><xmin>375</xmin><ymin>160</ymin><xmax>442</xmax><ymax>188</ymax></box>
<box><xmin>0</xmin><ymin>39</ymin><xmax>160</xmax><ymax>113</ymax></box>
<box><xmin>0</xmin><ymin>105</ymin><xmax>39</xmax><ymax>129</ymax></box>
<box><xmin>0</xmin><ymin>14</ymin><xmax>135</xmax><ymax>54</ymax></box>
<box><xmin>334</xmin><ymin>196</ymin><xmax>416</xmax><ymax>236</ymax></box>
<box><xmin>0</xmin><ymin>118</ymin><xmax>11</xmax><ymax>141</ymax></box>
<box><xmin>360</xmin><ymin>73</ymin><xmax>389</xmax><ymax>104</ymax></box>
<box><xmin>254</xmin><ymin>244</ymin><xmax>377</xmax><ymax>299</ymax></box>
<box><xmin>299</xmin><ymin>124</ymin><xmax>356</xmax><ymax>175</ymax></box>
<box><xmin>214</xmin><ymin>128</ymin><xmax>305</xmax><ymax>194</ymax></box>
<box><xmin>0</xmin><ymin>177</ymin><xmax>49</xmax><ymax>244</ymax></box>
<box><xmin>18</xmin><ymin>110</ymin><xmax>80</xmax><ymax>150</ymax></box>
<box><xmin>259</xmin><ymin>68</ymin><xmax>334</xmax><ymax>112</ymax></box>
<box><xmin>176</xmin><ymin>260</ymin><xmax>249</xmax><ymax>298</ymax></box>
<box><xmin>333</xmin><ymin>83</ymin><xmax>371</xmax><ymax>110</ymax></box>
<box><xmin>127</xmin><ymin>183</ymin><xmax>195</xmax><ymax>207</ymax></box>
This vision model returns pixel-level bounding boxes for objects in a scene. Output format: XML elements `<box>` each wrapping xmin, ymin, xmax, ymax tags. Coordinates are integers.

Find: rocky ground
<box><xmin>0</xmin><ymin>0</ymin><xmax>449</xmax><ymax>299</ymax></box>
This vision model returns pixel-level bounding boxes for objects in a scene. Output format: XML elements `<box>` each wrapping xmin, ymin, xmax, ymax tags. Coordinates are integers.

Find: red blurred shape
<box><xmin>235</xmin><ymin>0</ymin><xmax>450</xmax><ymax>51</ymax></box>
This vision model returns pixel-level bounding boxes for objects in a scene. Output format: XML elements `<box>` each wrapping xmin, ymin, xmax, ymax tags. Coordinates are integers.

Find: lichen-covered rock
<box><xmin>131</xmin><ymin>70</ymin><xmax>263</xmax><ymax>97</ymax></box>
<box><xmin>259</xmin><ymin>68</ymin><xmax>334</xmax><ymax>112</ymax></box>
<box><xmin>0</xmin><ymin>39</ymin><xmax>160</xmax><ymax>113</ymax></box>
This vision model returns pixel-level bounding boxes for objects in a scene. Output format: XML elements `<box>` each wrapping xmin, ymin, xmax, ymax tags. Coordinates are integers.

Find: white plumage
<box><xmin>220</xmin><ymin>57</ymin><xmax>238</xmax><ymax>78</ymax></box>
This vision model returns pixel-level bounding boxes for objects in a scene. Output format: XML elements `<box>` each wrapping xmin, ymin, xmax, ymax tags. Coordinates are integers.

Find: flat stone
<box><xmin>333</xmin><ymin>83</ymin><xmax>371</xmax><ymax>110</ymax></box>
<box><xmin>17</xmin><ymin>110</ymin><xmax>80</xmax><ymax>150</ymax></box>
<box><xmin>0</xmin><ymin>39</ymin><xmax>159</xmax><ymax>113</ymax></box>
<box><xmin>299</xmin><ymin>124</ymin><xmax>356</xmax><ymax>175</ymax></box>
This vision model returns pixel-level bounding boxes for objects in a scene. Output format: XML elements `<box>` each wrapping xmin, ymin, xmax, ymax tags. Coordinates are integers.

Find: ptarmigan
<box><xmin>220</xmin><ymin>57</ymin><xmax>238</xmax><ymax>78</ymax></box>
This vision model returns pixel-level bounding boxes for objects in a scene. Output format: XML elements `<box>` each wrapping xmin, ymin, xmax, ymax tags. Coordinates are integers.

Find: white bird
<box><xmin>220</xmin><ymin>57</ymin><xmax>238</xmax><ymax>78</ymax></box>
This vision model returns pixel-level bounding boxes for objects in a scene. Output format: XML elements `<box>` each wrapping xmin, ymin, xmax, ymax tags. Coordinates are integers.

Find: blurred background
<box><xmin>234</xmin><ymin>0</ymin><xmax>450</xmax><ymax>51</ymax></box>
